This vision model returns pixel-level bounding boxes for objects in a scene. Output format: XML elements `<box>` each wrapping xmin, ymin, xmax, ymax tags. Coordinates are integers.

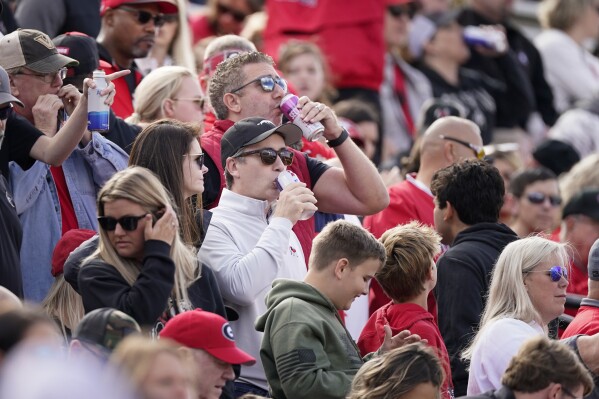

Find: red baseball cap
<box><xmin>100</xmin><ymin>0</ymin><xmax>178</xmax><ymax>16</ymax></box>
<box><xmin>51</xmin><ymin>229</ymin><xmax>96</xmax><ymax>277</ymax></box>
<box><xmin>159</xmin><ymin>309</ymin><xmax>256</xmax><ymax>366</ymax></box>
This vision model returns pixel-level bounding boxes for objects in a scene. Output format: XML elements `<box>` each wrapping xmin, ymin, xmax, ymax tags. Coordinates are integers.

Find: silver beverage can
<box><xmin>280</xmin><ymin>94</ymin><xmax>325</xmax><ymax>141</ymax></box>
<box><xmin>275</xmin><ymin>170</ymin><xmax>300</xmax><ymax>191</ymax></box>
<box><xmin>274</xmin><ymin>170</ymin><xmax>315</xmax><ymax>220</ymax></box>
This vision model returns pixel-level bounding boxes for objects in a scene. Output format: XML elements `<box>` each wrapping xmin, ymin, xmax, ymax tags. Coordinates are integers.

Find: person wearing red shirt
<box><xmin>202</xmin><ymin>51</ymin><xmax>389</xmax><ymax>264</ymax></box>
<box><xmin>97</xmin><ymin>0</ymin><xmax>178</xmax><ymax>119</ymax></box>
<box><xmin>358</xmin><ymin>221</ymin><xmax>454</xmax><ymax>399</ymax></box>
<box><xmin>364</xmin><ymin>116</ymin><xmax>484</xmax><ymax>314</ymax></box>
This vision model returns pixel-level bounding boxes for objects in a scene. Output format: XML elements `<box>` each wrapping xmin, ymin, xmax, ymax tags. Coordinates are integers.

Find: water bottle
<box><xmin>88</xmin><ymin>70</ymin><xmax>110</xmax><ymax>131</ymax></box>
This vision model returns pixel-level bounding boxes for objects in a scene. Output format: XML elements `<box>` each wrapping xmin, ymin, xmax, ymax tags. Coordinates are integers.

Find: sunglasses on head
<box><xmin>526</xmin><ymin>192</ymin><xmax>562</xmax><ymax>207</ymax></box>
<box><xmin>0</xmin><ymin>104</ymin><xmax>13</xmax><ymax>120</ymax></box>
<box><xmin>217</xmin><ymin>3</ymin><xmax>247</xmax><ymax>22</ymax></box>
<box><xmin>117</xmin><ymin>6</ymin><xmax>165</xmax><ymax>27</ymax></box>
<box><xmin>235</xmin><ymin>148</ymin><xmax>294</xmax><ymax>166</ymax></box>
<box><xmin>387</xmin><ymin>3</ymin><xmax>416</xmax><ymax>18</ymax></box>
<box><xmin>185</xmin><ymin>153</ymin><xmax>205</xmax><ymax>169</ymax></box>
<box><xmin>439</xmin><ymin>135</ymin><xmax>485</xmax><ymax>160</ymax></box>
<box><xmin>98</xmin><ymin>215</ymin><xmax>147</xmax><ymax>231</ymax></box>
<box><xmin>230</xmin><ymin>75</ymin><xmax>288</xmax><ymax>94</ymax></box>
<box><xmin>202</xmin><ymin>49</ymin><xmax>244</xmax><ymax>76</ymax></box>
<box><xmin>527</xmin><ymin>265</ymin><xmax>568</xmax><ymax>282</ymax></box>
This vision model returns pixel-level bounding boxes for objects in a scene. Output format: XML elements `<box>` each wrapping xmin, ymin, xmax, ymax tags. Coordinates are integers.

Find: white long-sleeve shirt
<box><xmin>535</xmin><ymin>29</ymin><xmax>599</xmax><ymax>113</ymax></box>
<box><xmin>198</xmin><ymin>188</ymin><xmax>306</xmax><ymax>390</ymax></box>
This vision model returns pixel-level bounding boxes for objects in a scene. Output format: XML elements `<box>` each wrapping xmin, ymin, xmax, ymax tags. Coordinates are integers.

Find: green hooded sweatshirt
<box><xmin>255</xmin><ymin>278</ymin><xmax>374</xmax><ymax>399</ymax></box>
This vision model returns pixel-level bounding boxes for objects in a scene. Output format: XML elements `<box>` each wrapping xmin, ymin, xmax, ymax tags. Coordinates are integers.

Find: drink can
<box><xmin>280</xmin><ymin>94</ymin><xmax>324</xmax><ymax>141</ymax></box>
<box><xmin>275</xmin><ymin>170</ymin><xmax>315</xmax><ymax>220</ymax></box>
<box><xmin>463</xmin><ymin>26</ymin><xmax>507</xmax><ymax>53</ymax></box>
<box><xmin>88</xmin><ymin>70</ymin><xmax>110</xmax><ymax>132</ymax></box>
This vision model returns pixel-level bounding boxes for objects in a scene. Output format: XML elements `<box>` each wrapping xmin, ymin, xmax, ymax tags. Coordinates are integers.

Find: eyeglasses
<box><xmin>387</xmin><ymin>4</ymin><xmax>416</xmax><ymax>18</ymax></box>
<box><xmin>117</xmin><ymin>6</ymin><xmax>165</xmax><ymax>27</ymax></box>
<box><xmin>15</xmin><ymin>67</ymin><xmax>67</xmax><ymax>84</ymax></box>
<box><xmin>439</xmin><ymin>135</ymin><xmax>485</xmax><ymax>160</ymax></box>
<box><xmin>185</xmin><ymin>153</ymin><xmax>205</xmax><ymax>169</ymax></box>
<box><xmin>172</xmin><ymin>97</ymin><xmax>205</xmax><ymax>109</ymax></box>
<box><xmin>217</xmin><ymin>3</ymin><xmax>247</xmax><ymax>22</ymax></box>
<box><xmin>202</xmin><ymin>49</ymin><xmax>245</xmax><ymax>76</ymax></box>
<box><xmin>234</xmin><ymin>148</ymin><xmax>294</xmax><ymax>166</ymax></box>
<box><xmin>526</xmin><ymin>192</ymin><xmax>562</xmax><ymax>207</ymax></box>
<box><xmin>526</xmin><ymin>265</ymin><xmax>568</xmax><ymax>282</ymax></box>
<box><xmin>98</xmin><ymin>215</ymin><xmax>147</xmax><ymax>231</ymax></box>
<box><xmin>0</xmin><ymin>104</ymin><xmax>13</xmax><ymax>120</ymax></box>
<box><xmin>230</xmin><ymin>75</ymin><xmax>288</xmax><ymax>94</ymax></box>
<box><xmin>561</xmin><ymin>385</ymin><xmax>581</xmax><ymax>399</ymax></box>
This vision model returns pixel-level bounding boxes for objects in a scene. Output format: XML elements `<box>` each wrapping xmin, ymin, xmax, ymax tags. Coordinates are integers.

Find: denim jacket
<box><xmin>9</xmin><ymin>133</ymin><xmax>129</xmax><ymax>301</ymax></box>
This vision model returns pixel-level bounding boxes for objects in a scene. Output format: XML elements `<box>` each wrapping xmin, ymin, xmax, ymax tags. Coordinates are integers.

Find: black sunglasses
<box><xmin>117</xmin><ymin>6</ymin><xmax>165</xmax><ymax>27</ymax></box>
<box><xmin>439</xmin><ymin>135</ymin><xmax>485</xmax><ymax>160</ymax></box>
<box><xmin>230</xmin><ymin>75</ymin><xmax>288</xmax><ymax>94</ymax></box>
<box><xmin>387</xmin><ymin>3</ymin><xmax>416</xmax><ymax>18</ymax></box>
<box><xmin>217</xmin><ymin>3</ymin><xmax>247</xmax><ymax>22</ymax></box>
<box><xmin>235</xmin><ymin>148</ymin><xmax>294</xmax><ymax>166</ymax></box>
<box><xmin>98</xmin><ymin>215</ymin><xmax>147</xmax><ymax>231</ymax></box>
<box><xmin>526</xmin><ymin>265</ymin><xmax>568</xmax><ymax>282</ymax></box>
<box><xmin>0</xmin><ymin>104</ymin><xmax>13</xmax><ymax>120</ymax></box>
<box><xmin>526</xmin><ymin>192</ymin><xmax>562</xmax><ymax>207</ymax></box>
<box><xmin>185</xmin><ymin>153</ymin><xmax>205</xmax><ymax>169</ymax></box>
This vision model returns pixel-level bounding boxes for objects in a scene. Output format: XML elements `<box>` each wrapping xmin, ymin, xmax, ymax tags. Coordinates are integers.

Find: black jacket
<box><xmin>436</xmin><ymin>223</ymin><xmax>519</xmax><ymax>397</ymax></box>
<box><xmin>458</xmin><ymin>8</ymin><xmax>558</xmax><ymax>128</ymax></box>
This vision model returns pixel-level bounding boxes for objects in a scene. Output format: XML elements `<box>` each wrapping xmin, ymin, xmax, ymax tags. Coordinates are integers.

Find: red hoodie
<box><xmin>357</xmin><ymin>302</ymin><xmax>454</xmax><ymax>399</ymax></box>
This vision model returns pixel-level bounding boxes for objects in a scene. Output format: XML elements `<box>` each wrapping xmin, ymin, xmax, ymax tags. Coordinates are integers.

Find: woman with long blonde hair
<box><xmin>78</xmin><ymin>167</ymin><xmax>221</xmax><ymax>332</ymax></box>
<box><xmin>463</xmin><ymin>236</ymin><xmax>570</xmax><ymax>395</ymax></box>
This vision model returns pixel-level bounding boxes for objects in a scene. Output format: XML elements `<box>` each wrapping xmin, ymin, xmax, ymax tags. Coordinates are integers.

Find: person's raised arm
<box><xmin>297</xmin><ymin>97</ymin><xmax>389</xmax><ymax>215</ymax></box>
<box><xmin>28</xmin><ymin>70</ymin><xmax>130</xmax><ymax>165</ymax></box>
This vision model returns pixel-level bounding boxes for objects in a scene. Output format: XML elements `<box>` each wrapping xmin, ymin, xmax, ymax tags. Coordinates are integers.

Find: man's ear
<box><xmin>225</xmin><ymin>157</ymin><xmax>240</xmax><ymax>178</ymax></box>
<box><xmin>103</xmin><ymin>9</ymin><xmax>117</xmax><ymax>27</ymax></box>
<box><xmin>8</xmin><ymin>75</ymin><xmax>19</xmax><ymax>97</ymax></box>
<box><xmin>223</xmin><ymin>92</ymin><xmax>241</xmax><ymax>114</ymax></box>
<box><xmin>443</xmin><ymin>201</ymin><xmax>455</xmax><ymax>221</ymax></box>
<box><xmin>333</xmin><ymin>258</ymin><xmax>349</xmax><ymax>280</ymax></box>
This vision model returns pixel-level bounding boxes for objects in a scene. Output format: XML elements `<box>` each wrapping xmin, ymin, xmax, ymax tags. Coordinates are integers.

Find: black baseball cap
<box><xmin>0</xmin><ymin>29</ymin><xmax>78</xmax><ymax>74</ymax></box>
<box><xmin>563</xmin><ymin>189</ymin><xmax>599</xmax><ymax>221</ymax></box>
<box><xmin>0</xmin><ymin>66</ymin><xmax>23</xmax><ymax>107</ymax></box>
<box><xmin>532</xmin><ymin>139</ymin><xmax>580</xmax><ymax>176</ymax></box>
<box><xmin>221</xmin><ymin>117</ymin><xmax>302</xmax><ymax>169</ymax></box>
<box><xmin>52</xmin><ymin>32</ymin><xmax>100</xmax><ymax>84</ymax></box>
<box><xmin>73</xmin><ymin>308</ymin><xmax>141</xmax><ymax>352</ymax></box>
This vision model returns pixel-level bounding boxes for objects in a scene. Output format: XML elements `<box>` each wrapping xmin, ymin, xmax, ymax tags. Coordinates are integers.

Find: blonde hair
<box><xmin>462</xmin><ymin>236</ymin><xmax>570</xmax><ymax>360</ymax></box>
<box><xmin>42</xmin><ymin>276</ymin><xmax>84</xmax><ymax>338</ymax></box>
<box><xmin>126</xmin><ymin>66</ymin><xmax>197</xmax><ymax>124</ymax></box>
<box><xmin>377</xmin><ymin>221</ymin><xmax>441</xmax><ymax>302</ymax></box>
<box><xmin>538</xmin><ymin>0</ymin><xmax>595</xmax><ymax>31</ymax></box>
<box><xmin>559</xmin><ymin>153</ymin><xmax>599</xmax><ymax>207</ymax></box>
<box><xmin>86</xmin><ymin>167</ymin><xmax>198</xmax><ymax>307</ymax></box>
<box><xmin>110</xmin><ymin>335</ymin><xmax>189</xmax><ymax>393</ymax></box>
<box><xmin>169</xmin><ymin>0</ymin><xmax>195</xmax><ymax>71</ymax></box>
<box><xmin>348</xmin><ymin>343</ymin><xmax>444</xmax><ymax>399</ymax></box>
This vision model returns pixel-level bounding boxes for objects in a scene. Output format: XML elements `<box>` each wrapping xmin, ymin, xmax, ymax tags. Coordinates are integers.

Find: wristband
<box><xmin>327</xmin><ymin>128</ymin><xmax>349</xmax><ymax>148</ymax></box>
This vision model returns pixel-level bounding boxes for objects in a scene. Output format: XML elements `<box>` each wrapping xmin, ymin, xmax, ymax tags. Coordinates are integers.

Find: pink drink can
<box><xmin>280</xmin><ymin>94</ymin><xmax>325</xmax><ymax>141</ymax></box>
<box><xmin>275</xmin><ymin>170</ymin><xmax>315</xmax><ymax>220</ymax></box>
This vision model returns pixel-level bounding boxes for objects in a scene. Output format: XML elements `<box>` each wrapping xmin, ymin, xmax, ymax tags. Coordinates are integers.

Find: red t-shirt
<box><xmin>49</xmin><ymin>166</ymin><xmax>78</xmax><ymax>234</ymax></box>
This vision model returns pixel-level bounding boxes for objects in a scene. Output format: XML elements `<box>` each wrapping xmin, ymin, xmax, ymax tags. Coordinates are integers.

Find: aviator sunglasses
<box><xmin>98</xmin><ymin>215</ymin><xmax>147</xmax><ymax>231</ymax></box>
<box><xmin>526</xmin><ymin>192</ymin><xmax>562</xmax><ymax>207</ymax></box>
<box><xmin>526</xmin><ymin>265</ymin><xmax>568</xmax><ymax>282</ymax></box>
<box><xmin>117</xmin><ymin>6</ymin><xmax>166</xmax><ymax>27</ymax></box>
<box><xmin>230</xmin><ymin>75</ymin><xmax>288</xmax><ymax>94</ymax></box>
<box><xmin>234</xmin><ymin>148</ymin><xmax>294</xmax><ymax>166</ymax></box>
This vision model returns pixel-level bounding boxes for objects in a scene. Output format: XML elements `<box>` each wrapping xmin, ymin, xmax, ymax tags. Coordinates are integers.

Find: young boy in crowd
<box><xmin>255</xmin><ymin>220</ymin><xmax>420</xmax><ymax>399</ymax></box>
<box><xmin>357</xmin><ymin>221</ymin><xmax>454</xmax><ymax>399</ymax></box>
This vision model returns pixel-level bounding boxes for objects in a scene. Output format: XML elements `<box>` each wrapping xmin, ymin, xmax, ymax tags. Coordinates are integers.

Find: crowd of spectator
<box><xmin>2</xmin><ymin>0</ymin><xmax>599</xmax><ymax>398</ymax></box>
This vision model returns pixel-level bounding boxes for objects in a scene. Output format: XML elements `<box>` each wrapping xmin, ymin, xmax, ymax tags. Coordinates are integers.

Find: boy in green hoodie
<box><xmin>255</xmin><ymin>220</ymin><xmax>422</xmax><ymax>399</ymax></box>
